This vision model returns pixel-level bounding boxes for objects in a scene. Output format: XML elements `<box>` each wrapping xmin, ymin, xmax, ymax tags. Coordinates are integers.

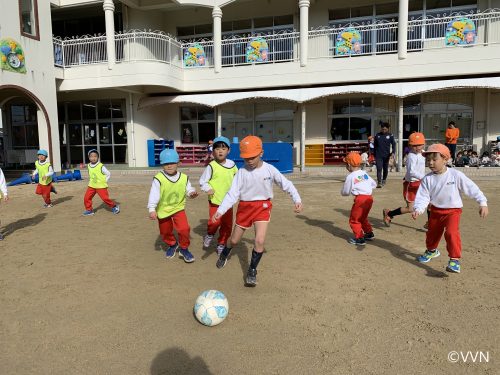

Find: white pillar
<box><xmin>217</xmin><ymin>106</ymin><xmax>222</xmax><ymax>136</ymax></box>
<box><xmin>212</xmin><ymin>6</ymin><xmax>223</xmax><ymax>73</ymax></box>
<box><xmin>300</xmin><ymin>103</ymin><xmax>306</xmax><ymax>172</ymax></box>
<box><xmin>103</xmin><ymin>0</ymin><xmax>116</xmax><ymax>69</ymax></box>
<box><xmin>397</xmin><ymin>98</ymin><xmax>404</xmax><ymax>172</ymax></box>
<box><xmin>299</xmin><ymin>0</ymin><xmax>310</xmax><ymax>67</ymax></box>
<box><xmin>398</xmin><ymin>0</ymin><xmax>408</xmax><ymax>60</ymax></box>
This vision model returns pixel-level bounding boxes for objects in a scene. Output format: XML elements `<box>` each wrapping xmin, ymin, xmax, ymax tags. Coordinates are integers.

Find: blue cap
<box><xmin>37</xmin><ymin>149</ymin><xmax>48</xmax><ymax>157</ymax></box>
<box><xmin>87</xmin><ymin>149</ymin><xmax>99</xmax><ymax>157</ymax></box>
<box><xmin>159</xmin><ymin>149</ymin><xmax>179</xmax><ymax>164</ymax></box>
<box><xmin>213</xmin><ymin>136</ymin><xmax>231</xmax><ymax>148</ymax></box>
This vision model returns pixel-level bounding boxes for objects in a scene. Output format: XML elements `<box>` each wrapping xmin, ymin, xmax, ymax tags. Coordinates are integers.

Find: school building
<box><xmin>1</xmin><ymin>0</ymin><xmax>500</xmax><ymax>171</ymax></box>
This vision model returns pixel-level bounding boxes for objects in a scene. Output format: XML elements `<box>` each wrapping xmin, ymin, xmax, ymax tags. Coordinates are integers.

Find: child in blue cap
<box><xmin>199</xmin><ymin>136</ymin><xmax>237</xmax><ymax>255</ymax></box>
<box><xmin>147</xmin><ymin>148</ymin><xmax>199</xmax><ymax>263</ymax></box>
<box><xmin>31</xmin><ymin>149</ymin><xmax>56</xmax><ymax>208</ymax></box>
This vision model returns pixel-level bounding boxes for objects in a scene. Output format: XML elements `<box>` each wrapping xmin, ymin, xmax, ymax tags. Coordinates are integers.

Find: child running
<box><xmin>148</xmin><ymin>149</ymin><xmax>198</xmax><ymax>263</ymax></box>
<box><xmin>199</xmin><ymin>136</ymin><xmax>237</xmax><ymax>255</ymax></box>
<box><xmin>32</xmin><ymin>149</ymin><xmax>56</xmax><ymax>208</ymax></box>
<box><xmin>213</xmin><ymin>135</ymin><xmax>302</xmax><ymax>287</ymax></box>
<box><xmin>341</xmin><ymin>152</ymin><xmax>377</xmax><ymax>245</ymax></box>
<box><xmin>0</xmin><ymin>167</ymin><xmax>9</xmax><ymax>240</ymax></box>
<box><xmin>412</xmin><ymin>144</ymin><xmax>488</xmax><ymax>273</ymax></box>
<box><xmin>83</xmin><ymin>149</ymin><xmax>120</xmax><ymax>216</ymax></box>
<box><xmin>383</xmin><ymin>132</ymin><xmax>426</xmax><ymax>227</ymax></box>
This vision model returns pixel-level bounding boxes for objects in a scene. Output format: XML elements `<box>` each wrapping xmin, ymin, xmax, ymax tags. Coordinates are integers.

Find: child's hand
<box><xmin>206</xmin><ymin>189</ymin><xmax>214</xmax><ymax>195</ymax></box>
<box><xmin>211</xmin><ymin>212</ymin><xmax>222</xmax><ymax>223</ymax></box>
<box><xmin>294</xmin><ymin>202</ymin><xmax>303</xmax><ymax>213</ymax></box>
<box><xmin>149</xmin><ymin>211</ymin><xmax>158</xmax><ymax>220</ymax></box>
<box><xmin>188</xmin><ymin>191</ymin><xmax>199</xmax><ymax>199</ymax></box>
<box><xmin>479</xmin><ymin>206</ymin><xmax>488</xmax><ymax>218</ymax></box>
<box><xmin>411</xmin><ymin>211</ymin><xmax>420</xmax><ymax>220</ymax></box>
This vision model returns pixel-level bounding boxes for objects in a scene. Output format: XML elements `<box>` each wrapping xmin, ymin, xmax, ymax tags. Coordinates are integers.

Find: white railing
<box><xmin>54</xmin><ymin>34</ymin><xmax>107</xmax><ymax>67</ymax></box>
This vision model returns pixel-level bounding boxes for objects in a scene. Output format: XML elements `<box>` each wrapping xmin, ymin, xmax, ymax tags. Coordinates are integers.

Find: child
<box><xmin>383</xmin><ymin>132</ymin><xmax>426</xmax><ymax>227</ymax></box>
<box><xmin>148</xmin><ymin>149</ymin><xmax>198</xmax><ymax>263</ymax></box>
<box><xmin>360</xmin><ymin>151</ymin><xmax>369</xmax><ymax>171</ymax></box>
<box><xmin>0</xmin><ymin>167</ymin><xmax>9</xmax><ymax>240</ymax></box>
<box><xmin>388</xmin><ymin>153</ymin><xmax>396</xmax><ymax>173</ymax></box>
<box><xmin>412</xmin><ymin>144</ymin><xmax>488</xmax><ymax>273</ymax></box>
<box><xmin>480</xmin><ymin>151</ymin><xmax>491</xmax><ymax>167</ymax></box>
<box><xmin>468</xmin><ymin>151</ymin><xmax>479</xmax><ymax>167</ymax></box>
<box><xmin>199</xmin><ymin>136</ymin><xmax>237</xmax><ymax>255</ymax></box>
<box><xmin>212</xmin><ymin>135</ymin><xmax>302</xmax><ymax>287</ymax></box>
<box><xmin>83</xmin><ymin>149</ymin><xmax>120</xmax><ymax>216</ymax></box>
<box><xmin>341</xmin><ymin>152</ymin><xmax>377</xmax><ymax>245</ymax></box>
<box><xmin>455</xmin><ymin>151</ymin><xmax>464</xmax><ymax>167</ymax></box>
<box><xmin>32</xmin><ymin>149</ymin><xmax>55</xmax><ymax>208</ymax></box>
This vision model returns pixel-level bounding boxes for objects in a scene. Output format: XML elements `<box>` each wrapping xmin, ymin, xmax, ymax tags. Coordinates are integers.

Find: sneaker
<box><xmin>43</xmin><ymin>203</ymin><xmax>53</xmax><ymax>208</ymax></box>
<box><xmin>245</xmin><ymin>268</ymin><xmax>257</xmax><ymax>287</ymax></box>
<box><xmin>82</xmin><ymin>210</ymin><xmax>95</xmax><ymax>216</ymax></box>
<box><xmin>382</xmin><ymin>209</ymin><xmax>392</xmax><ymax>227</ymax></box>
<box><xmin>179</xmin><ymin>248</ymin><xmax>195</xmax><ymax>263</ymax></box>
<box><xmin>0</xmin><ymin>233</ymin><xmax>4</xmax><ymax>241</ymax></box>
<box><xmin>446</xmin><ymin>259</ymin><xmax>461</xmax><ymax>273</ymax></box>
<box><xmin>363</xmin><ymin>232</ymin><xmax>375</xmax><ymax>241</ymax></box>
<box><xmin>216</xmin><ymin>244</ymin><xmax>225</xmax><ymax>255</ymax></box>
<box><xmin>376</xmin><ymin>182</ymin><xmax>382</xmax><ymax>188</ymax></box>
<box><xmin>382</xmin><ymin>180</ymin><xmax>387</xmax><ymax>186</ymax></box>
<box><xmin>165</xmin><ymin>242</ymin><xmax>178</xmax><ymax>259</ymax></box>
<box><xmin>348</xmin><ymin>237</ymin><xmax>366</xmax><ymax>246</ymax></box>
<box><xmin>417</xmin><ymin>249</ymin><xmax>440</xmax><ymax>263</ymax></box>
<box><xmin>216</xmin><ymin>251</ymin><xmax>230</xmax><ymax>269</ymax></box>
<box><xmin>203</xmin><ymin>234</ymin><xmax>214</xmax><ymax>248</ymax></box>
<box><xmin>111</xmin><ymin>205</ymin><xmax>120</xmax><ymax>214</ymax></box>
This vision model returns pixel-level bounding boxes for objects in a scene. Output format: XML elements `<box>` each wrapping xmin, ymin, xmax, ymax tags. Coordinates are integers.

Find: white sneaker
<box><xmin>43</xmin><ymin>203</ymin><xmax>53</xmax><ymax>208</ymax></box>
<box><xmin>203</xmin><ymin>234</ymin><xmax>214</xmax><ymax>248</ymax></box>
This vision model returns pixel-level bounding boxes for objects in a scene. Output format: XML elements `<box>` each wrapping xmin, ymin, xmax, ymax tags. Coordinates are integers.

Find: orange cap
<box><xmin>408</xmin><ymin>132</ymin><xmax>426</xmax><ymax>146</ymax></box>
<box><xmin>423</xmin><ymin>143</ymin><xmax>451</xmax><ymax>160</ymax></box>
<box><xmin>343</xmin><ymin>151</ymin><xmax>362</xmax><ymax>167</ymax></box>
<box><xmin>240</xmin><ymin>135</ymin><xmax>263</xmax><ymax>158</ymax></box>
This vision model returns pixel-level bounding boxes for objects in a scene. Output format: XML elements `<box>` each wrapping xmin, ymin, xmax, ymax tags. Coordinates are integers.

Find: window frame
<box><xmin>19</xmin><ymin>0</ymin><xmax>40</xmax><ymax>41</ymax></box>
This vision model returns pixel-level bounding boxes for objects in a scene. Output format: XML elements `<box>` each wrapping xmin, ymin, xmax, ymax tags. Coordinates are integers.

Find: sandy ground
<box><xmin>0</xmin><ymin>172</ymin><xmax>498</xmax><ymax>375</ymax></box>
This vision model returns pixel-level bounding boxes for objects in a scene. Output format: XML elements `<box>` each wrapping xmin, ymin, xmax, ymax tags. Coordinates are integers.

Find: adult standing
<box><xmin>445</xmin><ymin>121</ymin><xmax>459</xmax><ymax>164</ymax></box>
<box><xmin>374</xmin><ymin>122</ymin><xmax>396</xmax><ymax>188</ymax></box>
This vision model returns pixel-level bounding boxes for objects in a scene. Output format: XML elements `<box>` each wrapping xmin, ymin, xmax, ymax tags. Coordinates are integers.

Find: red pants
<box><xmin>84</xmin><ymin>187</ymin><xmax>116</xmax><ymax>211</ymax></box>
<box><xmin>426</xmin><ymin>207</ymin><xmax>462</xmax><ymax>259</ymax></box>
<box><xmin>207</xmin><ymin>202</ymin><xmax>233</xmax><ymax>245</ymax></box>
<box><xmin>36</xmin><ymin>183</ymin><xmax>53</xmax><ymax>204</ymax></box>
<box><xmin>349</xmin><ymin>195</ymin><xmax>373</xmax><ymax>239</ymax></box>
<box><xmin>158</xmin><ymin>210</ymin><xmax>191</xmax><ymax>249</ymax></box>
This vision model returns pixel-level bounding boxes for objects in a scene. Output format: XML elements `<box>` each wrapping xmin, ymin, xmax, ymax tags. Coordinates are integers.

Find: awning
<box><xmin>138</xmin><ymin>77</ymin><xmax>500</xmax><ymax>110</ymax></box>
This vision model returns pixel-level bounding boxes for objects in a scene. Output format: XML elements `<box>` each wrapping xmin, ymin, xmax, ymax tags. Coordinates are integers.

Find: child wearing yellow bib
<box><xmin>31</xmin><ymin>149</ymin><xmax>55</xmax><ymax>208</ymax></box>
<box><xmin>199</xmin><ymin>136</ymin><xmax>237</xmax><ymax>255</ymax></box>
<box><xmin>148</xmin><ymin>149</ymin><xmax>199</xmax><ymax>263</ymax></box>
<box><xmin>83</xmin><ymin>149</ymin><xmax>120</xmax><ymax>216</ymax></box>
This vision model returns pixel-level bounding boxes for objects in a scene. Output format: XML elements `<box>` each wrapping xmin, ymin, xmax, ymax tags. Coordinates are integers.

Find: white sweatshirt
<box><xmin>147</xmin><ymin>171</ymin><xmax>195</xmax><ymax>213</ymax></box>
<box><xmin>32</xmin><ymin>160</ymin><xmax>54</xmax><ymax>178</ymax></box>
<box><xmin>199</xmin><ymin>159</ymin><xmax>236</xmax><ymax>193</ymax></box>
<box><xmin>413</xmin><ymin>168</ymin><xmax>487</xmax><ymax>214</ymax></box>
<box><xmin>216</xmin><ymin>162</ymin><xmax>301</xmax><ymax>216</ymax></box>
<box><xmin>341</xmin><ymin>170</ymin><xmax>376</xmax><ymax>196</ymax></box>
<box><xmin>0</xmin><ymin>168</ymin><xmax>8</xmax><ymax>197</ymax></box>
<box><xmin>89</xmin><ymin>162</ymin><xmax>111</xmax><ymax>182</ymax></box>
<box><xmin>404</xmin><ymin>152</ymin><xmax>426</xmax><ymax>182</ymax></box>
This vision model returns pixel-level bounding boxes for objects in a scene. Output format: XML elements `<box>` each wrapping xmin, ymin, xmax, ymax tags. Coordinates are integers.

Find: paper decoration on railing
<box><xmin>0</xmin><ymin>38</ymin><xmax>26</xmax><ymax>73</ymax></box>
<box><xmin>183</xmin><ymin>43</ymin><xmax>206</xmax><ymax>67</ymax></box>
<box><xmin>445</xmin><ymin>17</ymin><xmax>476</xmax><ymax>46</ymax></box>
<box><xmin>246</xmin><ymin>37</ymin><xmax>269</xmax><ymax>63</ymax></box>
<box><xmin>335</xmin><ymin>28</ymin><xmax>362</xmax><ymax>56</ymax></box>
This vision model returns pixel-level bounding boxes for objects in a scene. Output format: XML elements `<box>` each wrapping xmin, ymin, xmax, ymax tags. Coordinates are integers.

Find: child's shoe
<box><xmin>111</xmin><ymin>205</ymin><xmax>120</xmax><ymax>214</ymax></box>
<box><xmin>363</xmin><ymin>232</ymin><xmax>375</xmax><ymax>241</ymax></box>
<box><xmin>165</xmin><ymin>242</ymin><xmax>178</xmax><ymax>258</ymax></box>
<box><xmin>82</xmin><ymin>210</ymin><xmax>95</xmax><ymax>216</ymax></box>
<box><xmin>0</xmin><ymin>233</ymin><xmax>4</xmax><ymax>241</ymax></box>
<box><xmin>179</xmin><ymin>248</ymin><xmax>195</xmax><ymax>263</ymax></box>
<box><xmin>216</xmin><ymin>251</ymin><xmax>230</xmax><ymax>269</ymax></box>
<box><xmin>417</xmin><ymin>249</ymin><xmax>440</xmax><ymax>263</ymax></box>
<box><xmin>43</xmin><ymin>203</ymin><xmax>53</xmax><ymax>208</ymax></box>
<box><xmin>216</xmin><ymin>244</ymin><xmax>225</xmax><ymax>255</ymax></box>
<box><xmin>245</xmin><ymin>268</ymin><xmax>257</xmax><ymax>287</ymax></box>
<box><xmin>203</xmin><ymin>234</ymin><xmax>214</xmax><ymax>248</ymax></box>
<box><xmin>446</xmin><ymin>259</ymin><xmax>461</xmax><ymax>273</ymax></box>
<box><xmin>348</xmin><ymin>237</ymin><xmax>366</xmax><ymax>245</ymax></box>
<box><xmin>382</xmin><ymin>209</ymin><xmax>392</xmax><ymax>227</ymax></box>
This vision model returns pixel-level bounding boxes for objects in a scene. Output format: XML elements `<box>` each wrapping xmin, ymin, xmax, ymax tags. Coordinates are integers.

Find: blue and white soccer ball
<box><xmin>194</xmin><ymin>290</ymin><xmax>229</xmax><ymax>327</ymax></box>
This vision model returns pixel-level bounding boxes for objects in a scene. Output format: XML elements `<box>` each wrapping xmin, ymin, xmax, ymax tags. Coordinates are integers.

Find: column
<box><xmin>103</xmin><ymin>0</ymin><xmax>116</xmax><ymax>69</ymax></box>
<box><xmin>216</xmin><ymin>106</ymin><xmax>222</xmax><ymax>137</ymax></box>
<box><xmin>397</xmin><ymin>98</ymin><xmax>404</xmax><ymax>172</ymax></box>
<box><xmin>397</xmin><ymin>0</ymin><xmax>408</xmax><ymax>60</ymax></box>
<box><xmin>299</xmin><ymin>0</ymin><xmax>310</xmax><ymax>67</ymax></box>
<box><xmin>301</xmin><ymin>103</ymin><xmax>306</xmax><ymax>172</ymax></box>
<box><xmin>213</xmin><ymin>6</ymin><xmax>223</xmax><ymax>73</ymax></box>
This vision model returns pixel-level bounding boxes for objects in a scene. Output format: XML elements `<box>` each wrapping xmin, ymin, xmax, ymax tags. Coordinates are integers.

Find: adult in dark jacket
<box><xmin>374</xmin><ymin>122</ymin><xmax>396</xmax><ymax>188</ymax></box>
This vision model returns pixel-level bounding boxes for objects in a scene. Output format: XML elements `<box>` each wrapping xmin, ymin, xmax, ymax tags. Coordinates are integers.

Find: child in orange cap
<box><xmin>341</xmin><ymin>151</ymin><xmax>377</xmax><ymax>245</ymax></box>
<box><xmin>412</xmin><ymin>143</ymin><xmax>488</xmax><ymax>273</ymax></box>
<box><xmin>383</xmin><ymin>132</ymin><xmax>427</xmax><ymax>227</ymax></box>
<box><xmin>212</xmin><ymin>135</ymin><xmax>303</xmax><ymax>287</ymax></box>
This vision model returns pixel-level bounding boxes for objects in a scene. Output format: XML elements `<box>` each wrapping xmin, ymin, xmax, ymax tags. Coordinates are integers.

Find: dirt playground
<box><xmin>0</xmin><ymin>172</ymin><xmax>498</xmax><ymax>374</ymax></box>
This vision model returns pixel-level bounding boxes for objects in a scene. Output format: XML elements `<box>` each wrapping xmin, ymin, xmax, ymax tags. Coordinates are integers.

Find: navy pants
<box><xmin>445</xmin><ymin>143</ymin><xmax>457</xmax><ymax>162</ymax></box>
<box><xmin>376</xmin><ymin>156</ymin><xmax>390</xmax><ymax>183</ymax></box>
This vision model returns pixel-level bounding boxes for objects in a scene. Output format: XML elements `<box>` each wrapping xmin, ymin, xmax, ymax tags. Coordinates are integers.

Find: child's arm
<box><xmin>412</xmin><ymin>177</ymin><xmax>431</xmax><ymax>219</ymax></box>
<box><xmin>212</xmin><ymin>173</ymin><xmax>241</xmax><ymax>221</ymax></box>
<box><xmin>185</xmin><ymin>178</ymin><xmax>198</xmax><ymax>198</ymax></box>
<box><xmin>457</xmin><ymin>173</ymin><xmax>488</xmax><ymax>218</ymax></box>
<box><xmin>270</xmin><ymin>166</ymin><xmax>302</xmax><ymax>205</ymax></box>
<box><xmin>0</xmin><ymin>169</ymin><xmax>8</xmax><ymax>201</ymax></box>
<box><xmin>199</xmin><ymin>165</ymin><xmax>214</xmax><ymax>195</ymax></box>
<box><xmin>101</xmin><ymin>165</ymin><xmax>111</xmax><ymax>182</ymax></box>
<box><xmin>147</xmin><ymin>179</ymin><xmax>161</xmax><ymax>220</ymax></box>
<box><xmin>340</xmin><ymin>174</ymin><xmax>353</xmax><ymax>196</ymax></box>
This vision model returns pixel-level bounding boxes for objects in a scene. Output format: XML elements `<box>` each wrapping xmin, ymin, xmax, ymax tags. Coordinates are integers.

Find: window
<box><xmin>19</xmin><ymin>0</ymin><xmax>39</xmax><ymax>39</ymax></box>
<box><xmin>329</xmin><ymin>98</ymin><xmax>372</xmax><ymax>141</ymax></box>
<box><xmin>10</xmin><ymin>103</ymin><xmax>39</xmax><ymax>149</ymax></box>
<box><xmin>180</xmin><ymin>106</ymin><xmax>215</xmax><ymax>144</ymax></box>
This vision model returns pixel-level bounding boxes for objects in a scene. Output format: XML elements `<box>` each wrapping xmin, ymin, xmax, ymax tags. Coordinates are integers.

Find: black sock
<box><xmin>221</xmin><ymin>246</ymin><xmax>232</xmax><ymax>257</ymax></box>
<box><xmin>250</xmin><ymin>249</ymin><xmax>263</xmax><ymax>270</ymax></box>
<box><xmin>388</xmin><ymin>208</ymin><xmax>402</xmax><ymax>218</ymax></box>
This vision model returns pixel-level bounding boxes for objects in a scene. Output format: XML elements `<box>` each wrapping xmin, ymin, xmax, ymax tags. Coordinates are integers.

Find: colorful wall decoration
<box><xmin>183</xmin><ymin>43</ymin><xmax>206</xmax><ymax>67</ymax></box>
<box><xmin>445</xmin><ymin>17</ymin><xmax>476</xmax><ymax>46</ymax></box>
<box><xmin>335</xmin><ymin>28</ymin><xmax>362</xmax><ymax>56</ymax></box>
<box><xmin>0</xmin><ymin>38</ymin><xmax>26</xmax><ymax>73</ymax></box>
<box><xmin>246</xmin><ymin>37</ymin><xmax>269</xmax><ymax>63</ymax></box>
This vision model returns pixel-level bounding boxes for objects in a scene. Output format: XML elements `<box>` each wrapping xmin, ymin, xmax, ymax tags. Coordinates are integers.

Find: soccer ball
<box><xmin>194</xmin><ymin>290</ymin><xmax>229</xmax><ymax>326</ymax></box>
